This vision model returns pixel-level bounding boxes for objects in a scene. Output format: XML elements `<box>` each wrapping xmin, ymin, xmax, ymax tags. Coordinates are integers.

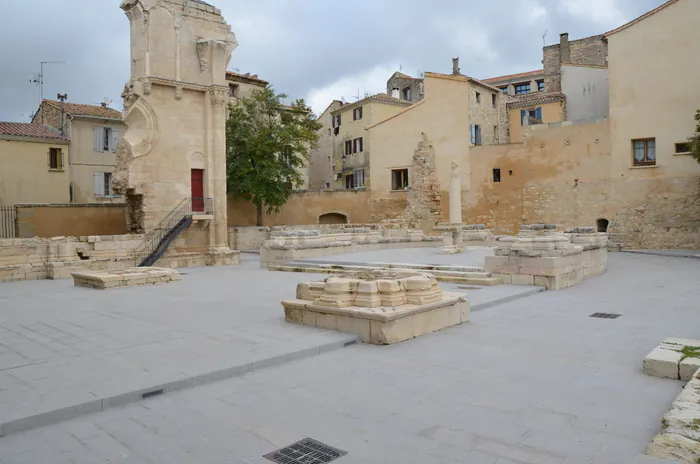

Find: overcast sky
<box><xmin>0</xmin><ymin>0</ymin><xmax>664</xmax><ymax>121</ymax></box>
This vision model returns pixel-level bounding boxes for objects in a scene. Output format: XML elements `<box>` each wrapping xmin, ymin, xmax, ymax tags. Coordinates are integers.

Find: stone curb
<box><xmin>470</xmin><ymin>287</ymin><xmax>546</xmax><ymax>312</ymax></box>
<box><xmin>0</xmin><ymin>335</ymin><xmax>360</xmax><ymax>438</ymax></box>
<box><xmin>621</xmin><ymin>250</ymin><xmax>700</xmax><ymax>260</ymax></box>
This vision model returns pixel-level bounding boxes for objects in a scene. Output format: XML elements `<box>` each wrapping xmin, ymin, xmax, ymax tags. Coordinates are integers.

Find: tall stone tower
<box><xmin>115</xmin><ymin>0</ymin><xmax>238</xmax><ymax>265</ymax></box>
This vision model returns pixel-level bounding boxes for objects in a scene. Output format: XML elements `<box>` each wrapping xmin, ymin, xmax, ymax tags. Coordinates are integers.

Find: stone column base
<box><xmin>206</xmin><ymin>247</ymin><xmax>240</xmax><ymax>266</ymax></box>
<box><xmin>438</xmin><ymin>245</ymin><xmax>464</xmax><ymax>254</ymax></box>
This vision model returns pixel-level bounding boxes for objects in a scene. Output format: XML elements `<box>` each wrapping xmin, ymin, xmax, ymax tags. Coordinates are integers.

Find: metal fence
<box><xmin>0</xmin><ymin>206</ymin><xmax>16</xmax><ymax>238</ymax></box>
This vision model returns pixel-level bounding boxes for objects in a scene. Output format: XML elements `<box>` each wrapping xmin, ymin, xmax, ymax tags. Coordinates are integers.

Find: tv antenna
<box><xmin>29</xmin><ymin>60</ymin><xmax>66</xmax><ymax>103</ymax></box>
<box><xmin>542</xmin><ymin>29</ymin><xmax>548</xmax><ymax>47</ymax></box>
<box><xmin>353</xmin><ymin>88</ymin><xmax>360</xmax><ymax>101</ymax></box>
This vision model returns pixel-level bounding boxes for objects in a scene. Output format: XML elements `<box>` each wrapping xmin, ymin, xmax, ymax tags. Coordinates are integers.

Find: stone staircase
<box><xmin>268</xmin><ymin>259</ymin><xmax>503</xmax><ymax>286</ymax></box>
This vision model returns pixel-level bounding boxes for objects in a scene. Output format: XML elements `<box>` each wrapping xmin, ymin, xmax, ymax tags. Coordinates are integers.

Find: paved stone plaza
<box><xmin>0</xmin><ymin>250</ymin><xmax>698</xmax><ymax>463</ymax></box>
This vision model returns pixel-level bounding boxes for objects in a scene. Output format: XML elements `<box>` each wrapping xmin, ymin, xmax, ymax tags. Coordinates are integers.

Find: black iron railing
<box><xmin>134</xmin><ymin>198</ymin><xmax>214</xmax><ymax>267</ymax></box>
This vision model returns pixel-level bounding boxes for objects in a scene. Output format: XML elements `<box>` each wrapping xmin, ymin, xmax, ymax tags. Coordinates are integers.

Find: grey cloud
<box><xmin>0</xmin><ymin>0</ymin><xmax>664</xmax><ymax>121</ymax></box>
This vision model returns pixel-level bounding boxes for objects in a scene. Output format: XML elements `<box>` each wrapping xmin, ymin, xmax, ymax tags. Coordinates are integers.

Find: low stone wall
<box><xmin>15</xmin><ymin>204</ymin><xmax>127</xmax><ymax>238</ymax></box>
<box><xmin>260</xmin><ymin>228</ymin><xmax>441</xmax><ymax>268</ymax></box>
<box><xmin>485</xmin><ymin>225</ymin><xmax>608</xmax><ymax>290</ymax></box>
<box><xmin>0</xmin><ymin>235</ymin><xmax>142</xmax><ymax>282</ymax></box>
<box><xmin>230</xmin><ymin>223</ymin><xmax>438</xmax><ymax>252</ymax></box>
<box><xmin>1</xmin><ymin>229</ymin><xmax>236</xmax><ymax>283</ymax></box>
<box><xmin>646</xmin><ymin>368</ymin><xmax>700</xmax><ymax>462</ymax></box>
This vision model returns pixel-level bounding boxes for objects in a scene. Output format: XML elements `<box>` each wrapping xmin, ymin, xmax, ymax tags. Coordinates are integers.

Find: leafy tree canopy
<box><xmin>690</xmin><ymin>109</ymin><xmax>700</xmax><ymax>163</ymax></box>
<box><xmin>226</xmin><ymin>87</ymin><xmax>322</xmax><ymax>225</ymax></box>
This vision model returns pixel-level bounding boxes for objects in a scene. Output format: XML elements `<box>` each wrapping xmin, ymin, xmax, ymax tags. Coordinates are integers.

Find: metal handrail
<box><xmin>133</xmin><ymin>198</ymin><xmax>214</xmax><ymax>266</ymax></box>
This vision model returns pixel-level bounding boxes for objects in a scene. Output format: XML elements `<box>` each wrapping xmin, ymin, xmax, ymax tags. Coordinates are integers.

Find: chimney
<box><xmin>391</xmin><ymin>87</ymin><xmax>400</xmax><ymax>99</ymax></box>
<box><xmin>57</xmin><ymin>93</ymin><xmax>68</xmax><ymax>135</ymax></box>
<box><xmin>559</xmin><ymin>33</ymin><xmax>570</xmax><ymax>63</ymax></box>
<box><xmin>452</xmin><ymin>57</ymin><xmax>460</xmax><ymax>75</ymax></box>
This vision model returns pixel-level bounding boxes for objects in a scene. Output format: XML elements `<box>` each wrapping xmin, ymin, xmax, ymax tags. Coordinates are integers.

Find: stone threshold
<box><xmin>0</xmin><ymin>335</ymin><xmax>359</xmax><ymax>438</ymax></box>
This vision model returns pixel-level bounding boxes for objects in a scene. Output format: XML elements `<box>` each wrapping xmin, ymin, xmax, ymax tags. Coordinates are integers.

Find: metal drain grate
<box><xmin>264</xmin><ymin>438</ymin><xmax>347</xmax><ymax>464</ymax></box>
<box><xmin>589</xmin><ymin>312</ymin><xmax>621</xmax><ymax>319</ymax></box>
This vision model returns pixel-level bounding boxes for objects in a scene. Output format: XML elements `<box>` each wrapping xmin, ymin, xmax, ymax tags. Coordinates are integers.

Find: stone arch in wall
<box><xmin>596</xmin><ymin>218</ymin><xmax>610</xmax><ymax>233</ymax></box>
<box><xmin>318</xmin><ymin>212</ymin><xmax>349</xmax><ymax>225</ymax></box>
<box><xmin>190</xmin><ymin>151</ymin><xmax>206</xmax><ymax>170</ymax></box>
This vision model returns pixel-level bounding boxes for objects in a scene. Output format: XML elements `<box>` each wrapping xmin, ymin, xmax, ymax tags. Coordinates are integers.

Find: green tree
<box><xmin>226</xmin><ymin>87</ymin><xmax>322</xmax><ymax>226</ymax></box>
<box><xmin>690</xmin><ymin>109</ymin><xmax>700</xmax><ymax>163</ymax></box>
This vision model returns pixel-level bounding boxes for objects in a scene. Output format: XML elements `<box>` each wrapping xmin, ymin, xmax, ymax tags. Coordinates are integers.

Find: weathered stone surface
<box><xmin>283</xmin><ymin>272</ymin><xmax>469</xmax><ymax>345</ymax></box>
<box><xmin>643</xmin><ymin>338</ymin><xmax>700</xmax><ymax>381</ymax></box>
<box><xmin>71</xmin><ymin>267</ymin><xmax>180</xmax><ymax>290</ymax></box>
<box><xmin>646</xmin><ymin>369</ymin><xmax>700</xmax><ymax>462</ymax></box>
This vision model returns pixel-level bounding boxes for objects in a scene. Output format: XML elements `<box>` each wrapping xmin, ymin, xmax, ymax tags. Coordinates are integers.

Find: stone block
<box><xmin>511</xmin><ymin>275</ymin><xmax>534</xmax><ymax>286</ymax></box>
<box><xmin>643</xmin><ymin>346</ymin><xmax>683</xmax><ymax>379</ymax></box>
<box><xmin>337</xmin><ymin>315</ymin><xmax>371</xmax><ymax>343</ymax></box>
<box><xmin>680</xmin><ymin>357</ymin><xmax>700</xmax><ymax>381</ymax></box>
<box><xmin>315</xmin><ymin>312</ymin><xmax>338</xmax><ymax>331</ymax></box>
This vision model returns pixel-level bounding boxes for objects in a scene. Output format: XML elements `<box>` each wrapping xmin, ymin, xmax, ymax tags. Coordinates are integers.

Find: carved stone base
<box><xmin>439</xmin><ymin>245</ymin><xmax>464</xmax><ymax>254</ymax></box>
<box><xmin>206</xmin><ymin>247</ymin><xmax>240</xmax><ymax>266</ymax></box>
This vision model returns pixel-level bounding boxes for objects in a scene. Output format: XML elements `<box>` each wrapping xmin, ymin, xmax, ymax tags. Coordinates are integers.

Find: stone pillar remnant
<box><xmin>115</xmin><ymin>0</ymin><xmax>238</xmax><ymax>266</ymax></box>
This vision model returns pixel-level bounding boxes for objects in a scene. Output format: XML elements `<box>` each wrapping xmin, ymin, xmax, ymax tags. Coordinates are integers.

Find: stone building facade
<box><xmin>330</xmin><ymin>94</ymin><xmax>412</xmax><ymax>190</ymax></box>
<box><xmin>386</xmin><ymin>72</ymin><xmax>424</xmax><ymax>103</ymax></box>
<box><xmin>114</xmin><ymin>0</ymin><xmax>238</xmax><ymax>264</ymax></box>
<box><xmin>32</xmin><ymin>100</ymin><xmax>126</xmax><ymax>204</ymax></box>
<box><xmin>543</xmin><ymin>33</ymin><xmax>608</xmax><ymax>93</ymax></box>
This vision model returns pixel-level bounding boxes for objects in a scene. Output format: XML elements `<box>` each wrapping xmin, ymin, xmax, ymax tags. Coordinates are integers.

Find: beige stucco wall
<box><xmin>561</xmin><ymin>65</ymin><xmax>609</xmax><ymax>122</ymax></box>
<box><xmin>0</xmin><ymin>139</ymin><xmax>70</xmax><ymax>205</ymax></box>
<box><xmin>608</xmin><ymin>0</ymin><xmax>700</xmax><ymax>181</ymax></box>
<box><xmin>331</xmin><ymin>100</ymin><xmax>408</xmax><ymax>188</ymax></box>
<box><xmin>69</xmin><ymin>118</ymin><xmax>126</xmax><ymax>203</ymax></box>
<box><xmin>508</xmin><ymin>101</ymin><xmax>565</xmax><ymax>143</ymax></box>
<box><xmin>309</xmin><ymin>101</ymin><xmax>342</xmax><ymax>189</ymax></box>
<box><xmin>368</xmin><ymin>74</ymin><xmax>472</xmax><ymax>209</ymax></box>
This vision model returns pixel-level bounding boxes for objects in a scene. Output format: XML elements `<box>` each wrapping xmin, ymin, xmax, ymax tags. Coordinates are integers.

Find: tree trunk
<box><xmin>256</xmin><ymin>203</ymin><xmax>263</xmax><ymax>227</ymax></box>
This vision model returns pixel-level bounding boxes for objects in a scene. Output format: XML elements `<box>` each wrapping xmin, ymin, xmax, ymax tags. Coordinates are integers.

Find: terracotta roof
<box><xmin>507</xmin><ymin>92</ymin><xmax>566</xmax><ymax>109</ymax></box>
<box><xmin>0</xmin><ymin>122</ymin><xmax>69</xmax><ymax>142</ymax></box>
<box><xmin>330</xmin><ymin>93</ymin><xmax>412</xmax><ymax>115</ymax></box>
<box><xmin>423</xmin><ymin>72</ymin><xmax>502</xmax><ymax>92</ymax></box>
<box><xmin>226</xmin><ymin>71</ymin><xmax>269</xmax><ymax>86</ymax></box>
<box><xmin>369</xmin><ymin>93</ymin><xmax>413</xmax><ymax>104</ymax></box>
<box><xmin>43</xmin><ymin>100</ymin><xmax>122</xmax><ymax>119</ymax></box>
<box><xmin>482</xmin><ymin>69</ymin><xmax>544</xmax><ymax>84</ymax></box>
<box><xmin>605</xmin><ymin>0</ymin><xmax>681</xmax><ymax>36</ymax></box>
<box><xmin>391</xmin><ymin>72</ymin><xmax>416</xmax><ymax>80</ymax></box>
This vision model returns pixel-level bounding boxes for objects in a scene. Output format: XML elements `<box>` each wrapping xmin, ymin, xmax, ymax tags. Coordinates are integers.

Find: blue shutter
<box><xmin>520</xmin><ymin>110</ymin><xmax>526</xmax><ymax>126</ymax></box>
<box><xmin>470</xmin><ymin>124</ymin><xmax>476</xmax><ymax>144</ymax></box>
<box><xmin>536</xmin><ymin>107</ymin><xmax>542</xmax><ymax>120</ymax></box>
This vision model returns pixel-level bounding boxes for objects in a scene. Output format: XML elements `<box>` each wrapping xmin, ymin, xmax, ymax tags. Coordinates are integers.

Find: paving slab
<box><xmin>0</xmin><ymin>252</ymin><xmax>698</xmax><ymax>463</ymax></box>
<box><xmin>0</xmin><ymin>252</ymin><xmax>543</xmax><ymax>436</ymax></box>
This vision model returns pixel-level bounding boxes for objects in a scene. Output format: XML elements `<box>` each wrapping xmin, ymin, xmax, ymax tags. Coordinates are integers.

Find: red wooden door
<box><xmin>191</xmin><ymin>169</ymin><xmax>204</xmax><ymax>212</ymax></box>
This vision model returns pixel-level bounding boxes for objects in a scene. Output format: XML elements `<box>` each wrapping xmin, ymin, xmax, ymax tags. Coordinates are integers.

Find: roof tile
<box><xmin>43</xmin><ymin>100</ymin><xmax>122</xmax><ymax>119</ymax></box>
<box><xmin>0</xmin><ymin>122</ymin><xmax>69</xmax><ymax>141</ymax></box>
<box><xmin>482</xmin><ymin>69</ymin><xmax>544</xmax><ymax>84</ymax></box>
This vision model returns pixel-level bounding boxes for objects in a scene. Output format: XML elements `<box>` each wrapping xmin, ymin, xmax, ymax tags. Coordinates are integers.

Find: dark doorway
<box><xmin>191</xmin><ymin>169</ymin><xmax>204</xmax><ymax>212</ymax></box>
<box><xmin>596</xmin><ymin>218</ymin><xmax>609</xmax><ymax>232</ymax></box>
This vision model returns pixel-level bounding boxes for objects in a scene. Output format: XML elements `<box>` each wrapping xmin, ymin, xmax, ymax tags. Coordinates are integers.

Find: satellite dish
<box><xmin>103</xmin><ymin>98</ymin><xmax>113</xmax><ymax>107</ymax></box>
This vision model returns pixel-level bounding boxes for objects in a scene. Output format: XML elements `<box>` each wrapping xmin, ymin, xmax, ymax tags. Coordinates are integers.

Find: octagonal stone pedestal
<box><xmin>282</xmin><ymin>271</ymin><xmax>469</xmax><ymax>345</ymax></box>
<box><xmin>71</xmin><ymin>267</ymin><xmax>181</xmax><ymax>289</ymax></box>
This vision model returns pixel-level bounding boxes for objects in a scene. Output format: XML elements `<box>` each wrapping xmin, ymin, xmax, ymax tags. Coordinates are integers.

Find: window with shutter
<box><xmin>94</xmin><ymin>172</ymin><xmax>105</xmax><ymax>196</ymax></box>
<box><xmin>470</xmin><ymin>124</ymin><xmax>476</xmax><ymax>144</ymax></box>
<box><xmin>103</xmin><ymin>128</ymin><xmax>112</xmax><ymax>152</ymax></box>
<box><xmin>110</xmin><ymin>130</ymin><xmax>120</xmax><ymax>153</ymax></box>
<box><xmin>536</xmin><ymin>107</ymin><xmax>542</xmax><ymax>120</ymax></box>
<box><xmin>93</xmin><ymin>127</ymin><xmax>104</xmax><ymax>152</ymax></box>
<box><xmin>520</xmin><ymin>110</ymin><xmax>526</xmax><ymax>126</ymax></box>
